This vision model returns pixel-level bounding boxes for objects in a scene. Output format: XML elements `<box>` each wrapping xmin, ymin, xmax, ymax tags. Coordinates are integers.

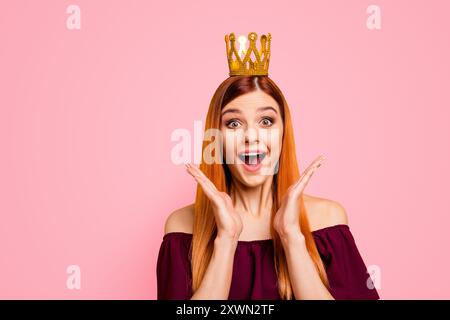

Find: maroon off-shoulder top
<box><xmin>156</xmin><ymin>224</ymin><xmax>380</xmax><ymax>300</ymax></box>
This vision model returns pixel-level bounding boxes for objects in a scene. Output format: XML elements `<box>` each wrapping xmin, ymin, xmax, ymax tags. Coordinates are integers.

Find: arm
<box><xmin>281</xmin><ymin>232</ymin><xmax>334</xmax><ymax>300</ymax></box>
<box><xmin>273</xmin><ymin>155</ymin><xmax>334</xmax><ymax>299</ymax></box>
<box><xmin>184</xmin><ymin>163</ymin><xmax>243</xmax><ymax>300</ymax></box>
<box><xmin>190</xmin><ymin>236</ymin><xmax>238</xmax><ymax>300</ymax></box>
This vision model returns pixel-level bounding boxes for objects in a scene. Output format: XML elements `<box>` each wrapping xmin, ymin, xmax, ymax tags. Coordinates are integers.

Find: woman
<box><xmin>156</xmin><ymin>32</ymin><xmax>380</xmax><ymax>300</ymax></box>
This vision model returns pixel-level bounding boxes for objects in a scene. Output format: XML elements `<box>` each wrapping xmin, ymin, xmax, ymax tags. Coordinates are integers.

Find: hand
<box><xmin>185</xmin><ymin>163</ymin><xmax>243</xmax><ymax>242</ymax></box>
<box><xmin>273</xmin><ymin>155</ymin><xmax>325</xmax><ymax>240</ymax></box>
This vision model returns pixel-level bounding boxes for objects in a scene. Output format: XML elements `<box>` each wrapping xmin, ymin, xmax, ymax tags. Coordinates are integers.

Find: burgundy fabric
<box><xmin>156</xmin><ymin>224</ymin><xmax>380</xmax><ymax>300</ymax></box>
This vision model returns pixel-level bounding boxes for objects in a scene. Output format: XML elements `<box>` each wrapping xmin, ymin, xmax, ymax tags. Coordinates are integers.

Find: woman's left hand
<box><xmin>273</xmin><ymin>155</ymin><xmax>325</xmax><ymax>240</ymax></box>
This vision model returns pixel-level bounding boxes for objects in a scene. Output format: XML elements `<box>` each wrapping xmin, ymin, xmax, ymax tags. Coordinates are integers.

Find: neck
<box><xmin>230</xmin><ymin>177</ymin><xmax>274</xmax><ymax>219</ymax></box>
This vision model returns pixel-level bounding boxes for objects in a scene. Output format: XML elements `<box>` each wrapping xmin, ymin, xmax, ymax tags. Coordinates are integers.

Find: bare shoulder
<box><xmin>303</xmin><ymin>193</ymin><xmax>349</xmax><ymax>232</ymax></box>
<box><xmin>164</xmin><ymin>203</ymin><xmax>194</xmax><ymax>235</ymax></box>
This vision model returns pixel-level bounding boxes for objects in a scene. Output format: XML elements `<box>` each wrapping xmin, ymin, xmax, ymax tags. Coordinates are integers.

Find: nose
<box><xmin>244</xmin><ymin>126</ymin><xmax>259</xmax><ymax>145</ymax></box>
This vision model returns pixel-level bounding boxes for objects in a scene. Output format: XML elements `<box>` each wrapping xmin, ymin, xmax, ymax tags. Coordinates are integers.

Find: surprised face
<box><xmin>220</xmin><ymin>90</ymin><xmax>284</xmax><ymax>187</ymax></box>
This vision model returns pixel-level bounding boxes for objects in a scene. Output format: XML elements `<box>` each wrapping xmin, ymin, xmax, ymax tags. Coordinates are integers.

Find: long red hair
<box><xmin>190</xmin><ymin>75</ymin><xmax>329</xmax><ymax>299</ymax></box>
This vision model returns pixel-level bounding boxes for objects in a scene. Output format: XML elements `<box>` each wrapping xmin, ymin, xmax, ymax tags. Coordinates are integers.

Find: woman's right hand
<box><xmin>185</xmin><ymin>163</ymin><xmax>243</xmax><ymax>242</ymax></box>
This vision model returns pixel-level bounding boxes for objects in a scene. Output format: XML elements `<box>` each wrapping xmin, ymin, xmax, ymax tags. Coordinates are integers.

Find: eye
<box><xmin>260</xmin><ymin>117</ymin><xmax>274</xmax><ymax>127</ymax></box>
<box><xmin>225</xmin><ymin>119</ymin><xmax>241</xmax><ymax>129</ymax></box>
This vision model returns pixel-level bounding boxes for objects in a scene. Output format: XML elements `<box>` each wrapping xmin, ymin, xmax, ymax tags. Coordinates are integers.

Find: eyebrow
<box><xmin>221</xmin><ymin>106</ymin><xmax>278</xmax><ymax>116</ymax></box>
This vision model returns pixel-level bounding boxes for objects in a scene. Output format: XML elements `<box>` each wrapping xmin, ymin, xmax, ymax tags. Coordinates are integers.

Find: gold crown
<box><xmin>225</xmin><ymin>32</ymin><xmax>272</xmax><ymax>76</ymax></box>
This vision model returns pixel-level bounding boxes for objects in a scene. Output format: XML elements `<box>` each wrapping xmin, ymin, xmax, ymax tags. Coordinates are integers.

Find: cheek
<box><xmin>263</xmin><ymin>127</ymin><xmax>283</xmax><ymax>150</ymax></box>
<box><xmin>221</xmin><ymin>130</ymin><xmax>240</xmax><ymax>161</ymax></box>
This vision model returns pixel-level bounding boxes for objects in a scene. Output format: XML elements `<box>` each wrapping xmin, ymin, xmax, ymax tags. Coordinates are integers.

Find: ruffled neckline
<box><xmin>163</xmin><ymin>224</ymin><xmax>349</xmax><ymax>245</ymax></box>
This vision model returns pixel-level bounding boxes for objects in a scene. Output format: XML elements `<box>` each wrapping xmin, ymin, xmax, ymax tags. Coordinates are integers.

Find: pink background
<box><xmin>1</xmin><ymin>0</ymin><xmax>449</xmax><ymax>299</ymax></box>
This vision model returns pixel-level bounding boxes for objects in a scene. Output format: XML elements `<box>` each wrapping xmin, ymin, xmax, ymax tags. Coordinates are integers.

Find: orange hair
<box><xmin>190</xmin><ymin>76</ymin><xmax>329</xmax><ymax>299</ymax></box>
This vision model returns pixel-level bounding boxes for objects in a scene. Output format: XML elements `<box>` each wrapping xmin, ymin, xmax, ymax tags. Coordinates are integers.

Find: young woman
<box><xmin>156</xmin><ymin>33</ymin><xmax>380</xmax><ymax>300</ymax></box>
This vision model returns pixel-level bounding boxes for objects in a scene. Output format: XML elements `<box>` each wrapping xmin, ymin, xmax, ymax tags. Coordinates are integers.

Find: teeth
<box><xmin>238</xmin><ymin>152</ymin><xmax>267</xmax><ymax>165</ymax></box>
<box><xmin>240</xmin><ymin>152</ymin><xmax>264</xmax><ymax>156</ymax></box>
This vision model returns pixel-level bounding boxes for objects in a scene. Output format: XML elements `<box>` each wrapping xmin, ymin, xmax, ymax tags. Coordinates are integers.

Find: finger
<box><xmin>292</xmin><ymin>156</ymin><xmax>325</xmax><ymax>194</ymax></box>
<box><xmin>300</xmin><ymin>155</ymin><xmax>325</xmax><ymax>178</ymax></box>
<box><xmin>186</xmin><ymin>163</ymin><xmax>219</xmax><ymax>194</ymax></box>
<box><xmin>291</xmin><ymin>170</ymin><xmax>315</xmax><ymax>198</ymax></box>
<box><xmin>186</xmin><ymin>165</ymin><xmax>216</xmax><ymax>199</ymax></box>
<box><xmin>297</xmin><ymin>155</ymin><xmax>325</xmax><ymax>184</ymax></box>
<box><xmin>185</xmin><ymin>164</ymin><xmax>219</xmax><ymax>200</ymax></box>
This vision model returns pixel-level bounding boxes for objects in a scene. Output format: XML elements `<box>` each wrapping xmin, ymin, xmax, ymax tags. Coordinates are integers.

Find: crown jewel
<box><xmin>225</xmin><ymin>32</ymin><xmax>272</xmax><ymax>76</ymax></box>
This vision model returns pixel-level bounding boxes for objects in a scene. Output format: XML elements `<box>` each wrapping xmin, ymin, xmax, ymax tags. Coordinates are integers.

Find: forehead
<box><xmin>222</xmin><ymin>90</ymin><xmax>280</xmax><ymax>114</ymax></box>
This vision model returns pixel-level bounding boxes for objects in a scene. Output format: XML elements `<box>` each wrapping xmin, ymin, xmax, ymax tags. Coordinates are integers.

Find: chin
<box><xmin>233</xmin><ymin>169</ymin><xmax>272</xmax><ymax>187</ymax></box>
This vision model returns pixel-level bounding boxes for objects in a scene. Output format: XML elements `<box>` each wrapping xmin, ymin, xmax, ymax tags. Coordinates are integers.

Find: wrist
<box><xmin>279</xmin><ymin>229</ymin><xmax>306</xmax><ymax>247</ymax></box>
<box><xmin>214</xmin><ymin>235</ymin><xmax>239</xmax><ymax>251</ymax></box>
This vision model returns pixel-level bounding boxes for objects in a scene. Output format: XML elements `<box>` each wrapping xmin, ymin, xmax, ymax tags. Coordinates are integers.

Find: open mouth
<box><xmin>238</xmin><ymin>152</ymin><xmax>267</xmax><ymax>166</ymax></box>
